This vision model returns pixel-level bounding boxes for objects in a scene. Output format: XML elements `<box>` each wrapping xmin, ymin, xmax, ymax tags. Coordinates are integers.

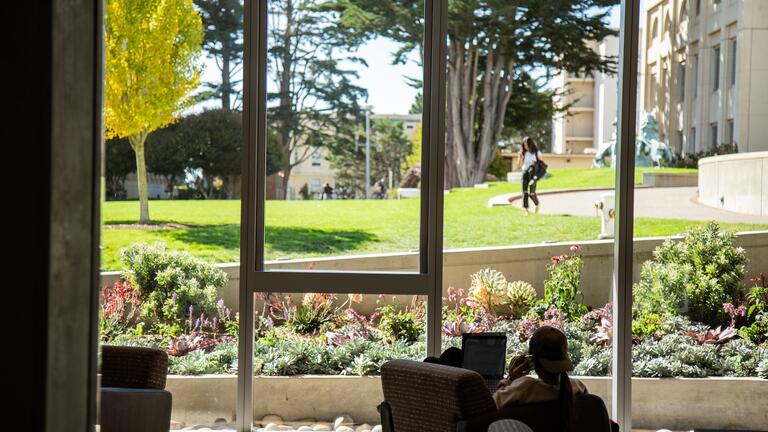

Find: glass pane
<box><xmin>262</xmin><ymin>0</ymin><xmax>425</xmax><ymax>272</ymax></box>
<box><xmin>633</xmin><ymin>0</ymin><xmax>768</xmax><ymax>430</ymax></box>
<box><xmin>251</xmin><ymin>292</ymin><xmax>427</xmax><ymax>432</ymax></box>
<box><xmin>440</xmin><ymin>0</ymin><xmax>620</xmax><ymax>425</ymax></box>
<box><xmin>101</xmin><ymin>0</ymin><xmax>243</xmax><ymax>429</ymax></box>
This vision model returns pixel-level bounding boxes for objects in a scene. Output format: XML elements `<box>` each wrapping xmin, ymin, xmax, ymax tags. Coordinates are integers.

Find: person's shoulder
<box><xmin>570</xmin><ymin>377</ymin><xmax>589</xmax><ymax>394</ymax></box>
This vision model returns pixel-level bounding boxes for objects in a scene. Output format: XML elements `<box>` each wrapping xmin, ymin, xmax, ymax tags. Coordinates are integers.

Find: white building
<box><xmin>551</xmin><ymin>35</ymin><xmax>620</xmax><ymax>154</ymax></box>
<box><xmin>285</xmin><ymin>113</ymin><xmax>421</xmax><ymax>199</ymax></box>
<box><xmin>643</xmin><ymin>0</ymin><xmax>768</xmax><ymax>154</ymax></box>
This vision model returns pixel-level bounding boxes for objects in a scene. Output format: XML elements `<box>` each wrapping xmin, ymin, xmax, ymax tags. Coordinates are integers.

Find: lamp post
<box><xmin>364</xmin><ymin>105</ymin><xmax>372</xmax><ymax>199</ymax></box>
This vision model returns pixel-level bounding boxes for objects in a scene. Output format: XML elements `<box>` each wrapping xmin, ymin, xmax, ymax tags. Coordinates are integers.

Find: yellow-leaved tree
<box><xmin>104</xmin><ymin>0</ymin><xmax>203</xmax><ymax>222</ymax></box>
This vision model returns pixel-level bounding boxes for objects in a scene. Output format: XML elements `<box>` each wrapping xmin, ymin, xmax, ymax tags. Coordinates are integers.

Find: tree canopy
<box><xmin>335</xmin><ymin>0</ymin><xmax>618</xmax><ymax>187</ymax></box>
<box><xmin>104</xmin><ymin>0</ymin><xmax>203</xmax><ymax>220</ymax></box>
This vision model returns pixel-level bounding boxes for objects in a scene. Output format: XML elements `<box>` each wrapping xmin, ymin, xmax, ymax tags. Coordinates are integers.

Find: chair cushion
<box><xmin>381</xmin><ymin>359</ymin><xmax>496</xmax><ymax>432</ymax></box>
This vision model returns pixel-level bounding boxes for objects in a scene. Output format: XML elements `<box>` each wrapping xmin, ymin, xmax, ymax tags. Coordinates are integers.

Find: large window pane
<box><xmin>251</xmin><ymin>292</ymin><xmax>426</xmax><ymax>432</ymax></box>
<box><xmin>100</xmin><ymin>0</ymin><xmax>243</xmax><ymax>430</ymax></box>
<box><xmin>262</xmin><ymin>0</ymin><xmax>425</xmax><ymax>272</ymax></box>
<box><xmin>440</xmin><ymin>0</ymin><xmax>621</xmax><ymax>423</ymax></box>
<box><xmin>633</xmin><ymin>0</ymin><xmax>768</xmax><ymax>430</ymax></box>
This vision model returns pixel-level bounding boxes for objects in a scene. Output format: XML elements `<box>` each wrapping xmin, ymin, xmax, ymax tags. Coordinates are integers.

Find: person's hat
<box><xmin>528</xmin><ymin>326</ymin><xmax>574</xmax><ymax>373</ymax></box>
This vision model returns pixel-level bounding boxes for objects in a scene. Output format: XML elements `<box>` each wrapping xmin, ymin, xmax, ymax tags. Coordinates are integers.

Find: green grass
<box><xmin>101</xmin><ymin>167</ymin><xmax>766</xmax><ymax>270</ymax></box>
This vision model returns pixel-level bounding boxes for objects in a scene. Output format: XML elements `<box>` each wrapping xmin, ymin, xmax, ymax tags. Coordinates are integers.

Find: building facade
<box><xmin>643</xmin><ymin>0</ymin><xmax>768</xmax><ymax>154</ymax></box>
<box><xmin>285</xmin><ymin>113</ymin><xmax>422</xmax><ymax>200</ymax></box>
<box><xmin>551</xmin><ymin>35</ymin><xmax>619</xmax><ymax>154</ymax></box>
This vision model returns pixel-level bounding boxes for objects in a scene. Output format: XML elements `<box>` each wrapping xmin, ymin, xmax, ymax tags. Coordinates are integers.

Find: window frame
<box><xmin>233</xmin><ymin>1</ymin><xmax>640</xmax><ymax>431</ymax></box>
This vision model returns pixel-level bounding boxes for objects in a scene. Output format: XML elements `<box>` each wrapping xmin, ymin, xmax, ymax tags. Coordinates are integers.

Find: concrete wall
<box><xmin>165</xmin><ymin>375</ymin><xmax>768</xmax><ymax>431</ymax></box>
<box><xmin>101</xmin><ymin>232</ymin><xmax>768</xmax><ymax>314</ymax></box>
<box><xmin>641</xmin><ymin>171</ymin><xmax>698</xmax><ymax>187</ymax></box>
<box><xmin>699</xmin><ymin>152</ymin><xmax>768</xmax><ymax>215</ymax></box>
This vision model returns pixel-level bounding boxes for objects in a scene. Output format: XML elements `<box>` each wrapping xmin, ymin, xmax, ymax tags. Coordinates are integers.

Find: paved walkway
<box><xmin>490</xmin><ymin>187</ymin><xmax>768</xmax><ymax>224</ymax></box>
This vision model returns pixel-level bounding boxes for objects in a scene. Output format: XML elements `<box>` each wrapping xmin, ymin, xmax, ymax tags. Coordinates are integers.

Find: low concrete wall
<box><xmin>641</xmin><ymin>171</ymin><xmax>698</xmax><ymax>187</ymax></box>
<box><xmin>166</xmin><ymin>375</ymin><xmax>768</xmax><ymax>430</ymax></box>
<box><xmin>699</xmin><ymin>152</ymin><xmax>768</xmax><ymax>215</ymax></box>
<box><xmin>101</xmin><ymin>232</ymin><xmax>768</xmax><ymax>314</ymax></box>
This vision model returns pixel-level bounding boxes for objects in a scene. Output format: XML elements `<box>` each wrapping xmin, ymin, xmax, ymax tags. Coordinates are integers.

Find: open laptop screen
<box><xmin>461</xmin><ymin>332</ymin><xmax>507</xmax><ymax>384</ymax></box>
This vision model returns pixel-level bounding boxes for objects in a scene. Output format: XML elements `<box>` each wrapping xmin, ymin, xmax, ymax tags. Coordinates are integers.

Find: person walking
<box><xmin>322</xmin><ymin>182</ymin><xmax>333</xmax><ymax>200</ymax></box>
<box><xmin>516</xmin><ymin>137</ymin><xmax>543</xmax><ymax>215</ymax></box>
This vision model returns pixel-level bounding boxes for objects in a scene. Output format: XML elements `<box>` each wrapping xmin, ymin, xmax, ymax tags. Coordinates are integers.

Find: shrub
<box><xmin>506</xmin><ymin>281</ymin><xmax>537</xmax><ymax>319</ymax></box>
<box><xmin>99</xmin><ymin>279</ymin><xmax>142</xmax><ymax>340</ymax></box>
<box><xmin>120</xmin><ymin>242</ymin><xmax>227</xmax><ymax>335</ymax></box>
<box><xmin>634</xmin><ymin>223</ymin><xmax>747</xmax><ymax>327</ymax></box>
<box><xmin>378</xmin><ymin>302</ymin><xmax>424</xmax><ymax>344</ymax></box>
<box><xmin>537</xmin><ymin>247</ymin><xmax>588</xmax><ymax>320</ymax></box>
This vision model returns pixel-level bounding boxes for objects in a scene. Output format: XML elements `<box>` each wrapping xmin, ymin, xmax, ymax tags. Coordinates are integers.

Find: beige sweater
<box><xmin>493</xmin><ymin>375</ymin><xmax>588</xmax><ymax>409</ymax></box>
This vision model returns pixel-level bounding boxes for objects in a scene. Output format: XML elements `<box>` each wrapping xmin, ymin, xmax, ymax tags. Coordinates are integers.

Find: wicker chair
<box><xmin>379</xmin><ymin>359</ymin><xmax>611</xmax><ymax>432</ymax></box>
<box><xmin>99</xmin><ymin>345</ymin><xmax>172</xmax><ymax>432</ymax></box>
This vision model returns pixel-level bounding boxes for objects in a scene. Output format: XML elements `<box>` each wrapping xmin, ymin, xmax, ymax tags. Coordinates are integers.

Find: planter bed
<box><xmin>165</xmin><ymin>375</ymin><xmax>768</xmax><ymax>431</ymax></box>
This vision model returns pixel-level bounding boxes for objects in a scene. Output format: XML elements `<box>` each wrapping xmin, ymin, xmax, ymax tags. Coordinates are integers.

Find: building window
<box><xmin>692</xmin><ymin>54</ymin><xmax>699</xmax><ymax>98</ymax></box>
<box><xmin>691</xmin><ymin>127</ymin><xmax>697</xmax><ymax>153</ymax></box>
<box><xmin>311</xmin><ymin>151</ymin><xmax>322</xmax><ymax>167</ymax></box>
<box><xmin>696</xmin><ymin>0</ymin><xmax>702</xmax><ymax>15</ymax></box>
<box><xmin>727</xmin><ymin>119</ymin><xmax>735</xmax><ymax>146</ymax></box>
<box><xmin>730</xmin><ymin>39</ymin><xmax>737</xmax><ymax>87</ymax></box>
<box><xmin>712</xmin><ymin>45</ymin><xmax>721</xmax><ymax>91</ymax></box>
<box><xmin>710</xmin><ymin>123</ymin><xmax>719</xmax><ymax>148</ymax></box>
<box><xmin>677</xmin><ymin>130</ymin><xmax>684</xmax><ymax>154</ymax></box>
<box><xmin>310</xmin><ymin>178</ymin><xmax>322</xmax><ymax>193</ymax></box>
<box><xmin>679</xmin><ymin>60</ymin><xmax>686</xmax><ymax>101</ymax></box>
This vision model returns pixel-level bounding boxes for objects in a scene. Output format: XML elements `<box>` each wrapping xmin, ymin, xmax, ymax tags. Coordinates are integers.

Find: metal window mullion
<box><xmin>237</xmin><ymin>0</ymin><xmax>265</xmax><ymax>430</ymax></box>
<box><xmin>424</xmin><ymin>0</ymin><xmax>447</xmax><ymax>358</ymax></box>
<box><xmin>613</xmin><ymin>1</ymin><xmax>640</xmax><ymax>431</ymax></box>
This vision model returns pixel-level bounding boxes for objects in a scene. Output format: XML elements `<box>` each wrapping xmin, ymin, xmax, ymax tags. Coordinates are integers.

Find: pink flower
<box><xmin>570</xmin><ymin>245</ymin><xmax>582</xmax><ymax>252</ymax></box>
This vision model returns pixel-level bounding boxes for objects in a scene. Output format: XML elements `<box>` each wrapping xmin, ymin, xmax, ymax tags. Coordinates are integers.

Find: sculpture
<box><xmin>593</xmin><ymin>112</ymin><xmax>677</xmax><ymax>168</ymax></box>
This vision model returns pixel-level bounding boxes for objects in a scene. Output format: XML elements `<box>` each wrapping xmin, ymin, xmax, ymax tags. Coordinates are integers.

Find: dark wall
<box><xmin>6</xmin><ymin>1</ymin><xmax>101</xmax><ymax>431</ymax></box>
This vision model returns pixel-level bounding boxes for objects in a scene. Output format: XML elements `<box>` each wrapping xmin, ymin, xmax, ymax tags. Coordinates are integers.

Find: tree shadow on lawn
<box><xmin>169</xmin><ymin>224</ymin><xmax>378</xmax><ymax>255</ymax></box>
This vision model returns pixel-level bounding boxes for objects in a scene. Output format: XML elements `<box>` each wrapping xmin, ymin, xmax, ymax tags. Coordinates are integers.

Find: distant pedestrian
<box><xmin>322</xmin><ymin>182</ymin><xmax>334</xmax><ymax>200</ymax></box>
<box><xmin>516</xmin><ymin>137</ymin><xmax>543</xmax><ymax>215</ymax></box>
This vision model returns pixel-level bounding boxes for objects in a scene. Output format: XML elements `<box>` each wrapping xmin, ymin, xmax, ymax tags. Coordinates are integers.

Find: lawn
<box><xmin>101</xmin><ymin>167</ymin><xmax>767</xmax><ymax>270</ymax></box>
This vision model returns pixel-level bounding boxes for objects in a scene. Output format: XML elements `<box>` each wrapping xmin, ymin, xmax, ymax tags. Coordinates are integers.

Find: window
<box><xmin>696</xmin><ymin>0</ymin><xmax>702</xmax><ymax>15</ymax></box>
<box><xmin>711</xmin><ymin>122</ymin><xmax>719</xmax><ymax>147</ymax></box>
<box><xmin>692</xmin><ymin>54</ymin><xmax>699</xmax><ymax>98</ymax></box>
<box><xmin>691</xmin><ymin>127</ymin><xmax>697</xmax><ymax>152</ymax></box>
<box><xmin>311</xmin><ymin>150</ymin><xmax>322</xmax><ymax>166</ymax></box>
<box><xmin>679</xmin><ymin>60</ymin><xmax>687</xmax><ymax>101</ymax></box>
<box><xmin>713</xmin><ymin>45</ymin><xmax>721</xmax><ymax>91</ymax></box>
<box><xmin>727</xmin><ymin>119</ymin><xmax>735</xmax><ymax>145</ymax></box>
<box><xmin>730</xmin><ymin>39</ymin><xmax>738</xmax><ymax>87</ymax></box>
<box><xmin>310</xmin><ymin>178</ymin><xmax>322</xmax><ymax>193</ymax></box>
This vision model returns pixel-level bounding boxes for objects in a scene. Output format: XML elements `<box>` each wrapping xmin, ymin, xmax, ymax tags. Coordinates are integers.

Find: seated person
<box><xmin>494</xmin><ymin>326</ymin><xmax>587</xmax><ymax>408</ymax></box>
<box><xmin>424</xmin><ymin>326</ymin><xmax>589</xmax><ymax>432</ymax></box>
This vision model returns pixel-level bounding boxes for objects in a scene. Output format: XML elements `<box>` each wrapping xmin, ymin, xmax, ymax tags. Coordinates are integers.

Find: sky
<box><xmin>197</xmin><ymin>4</ymin><xmax>626</xmax><ymax>116</ymax></box>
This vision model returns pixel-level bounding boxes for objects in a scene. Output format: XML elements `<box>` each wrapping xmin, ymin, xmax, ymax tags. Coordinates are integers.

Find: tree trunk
<box><xmin>444</xmin><ymin>37</ymin><xmax>515</xmax><ymax>189</ymax></box>
<box><xmin>128</xmin><ymin>131</ymin><xmax>150</xmax><ymax>223</ymax></box>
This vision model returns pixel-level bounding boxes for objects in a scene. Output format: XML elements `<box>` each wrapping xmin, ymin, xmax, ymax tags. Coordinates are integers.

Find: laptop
<box><xmin>461</xmin><ymin>332</ymin><xmax>508</xmax><ymax>393</ymax></box>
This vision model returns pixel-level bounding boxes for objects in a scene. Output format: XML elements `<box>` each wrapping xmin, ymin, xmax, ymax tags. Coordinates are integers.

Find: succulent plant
<box><xmin>506</xmin><ymin>280</ymin><xmax>537</xmax><ymax>318</ymax></box>
<box><xmin>469</xmin><ymin>268</ymin><xmax>509</xmax><ymax>314</ymax></box>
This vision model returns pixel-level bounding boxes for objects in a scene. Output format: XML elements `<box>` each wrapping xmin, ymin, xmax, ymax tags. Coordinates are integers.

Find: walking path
<box><xmin>489</xmin><ymin>186</ymin><xmax>768</xmax><ymax>224</ymax></box>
